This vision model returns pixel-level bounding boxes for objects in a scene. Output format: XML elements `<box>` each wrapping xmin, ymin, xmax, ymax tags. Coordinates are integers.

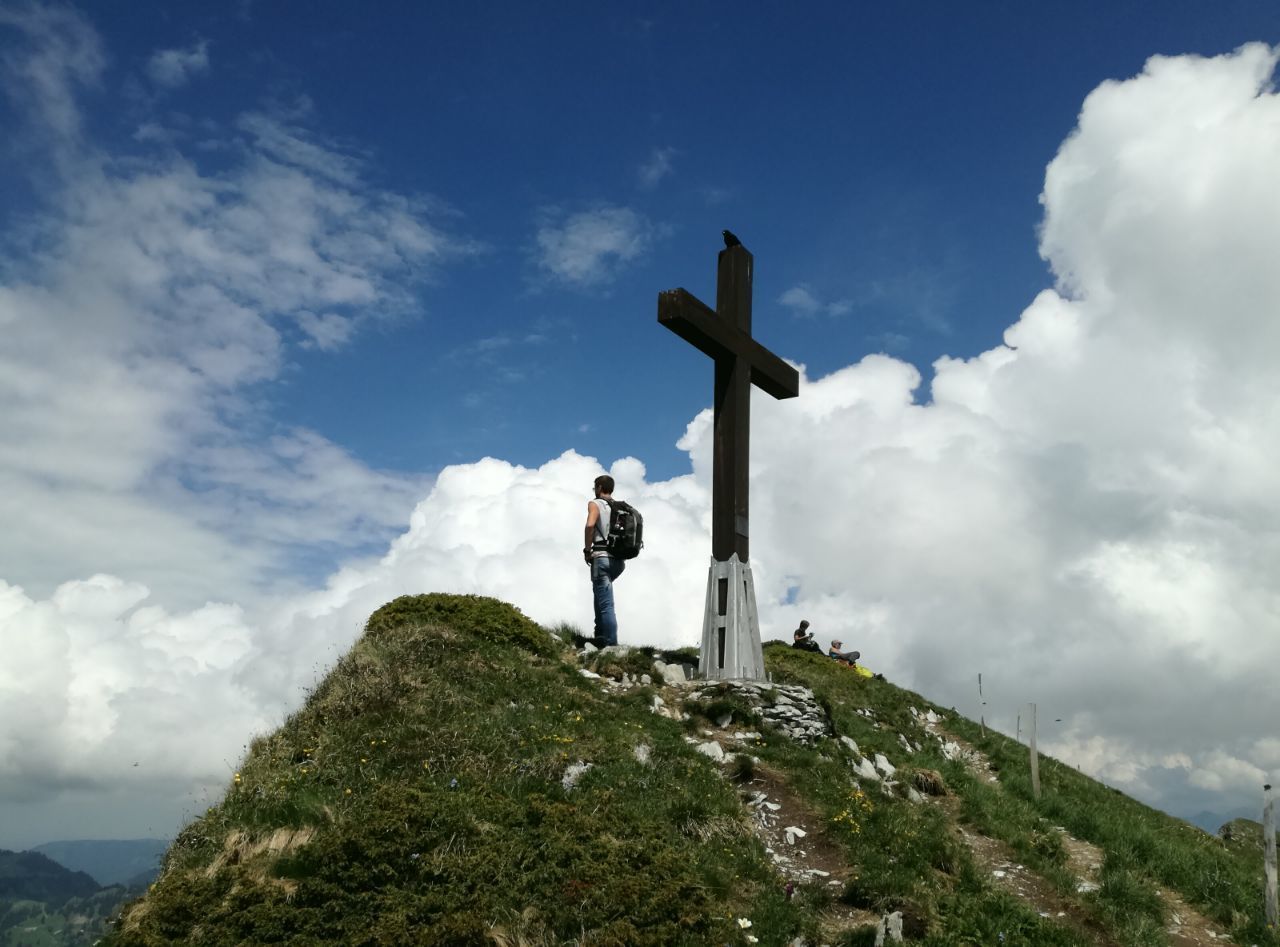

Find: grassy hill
<box><xmin>101</xmin><ymin>594</ymin><xmax>1280</xmax><ymax>946</ymax></box>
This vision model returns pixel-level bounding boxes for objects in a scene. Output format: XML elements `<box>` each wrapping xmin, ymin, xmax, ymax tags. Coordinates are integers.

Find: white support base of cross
<box><xmin>698</xmin><ymin>554</ymin><xmax>765</xmax><ymax>680</ymax></box>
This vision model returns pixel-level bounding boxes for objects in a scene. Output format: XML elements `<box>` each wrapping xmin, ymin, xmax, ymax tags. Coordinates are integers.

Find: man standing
<box><xmin>584</xmin><ymin>475</ymin><xmax>625</xmax><ymax>646</ymax></box>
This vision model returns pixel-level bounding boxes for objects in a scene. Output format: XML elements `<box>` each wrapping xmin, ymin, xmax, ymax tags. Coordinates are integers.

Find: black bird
<box><xmin>722</xmin><ymin>229</ymin><xmax>742</xmax><ymax>249</ymax></box>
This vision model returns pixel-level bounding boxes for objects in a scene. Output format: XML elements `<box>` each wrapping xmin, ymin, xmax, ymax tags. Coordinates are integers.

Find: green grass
<box><xmin>946</xmin><ymin>715</ymin><xmax>1280</xmax><ymax>945</ymax></box>
<box><xmin>104</xmin><ymin>596</ymin><xmax>816</xmax><ymax>946</ymax></box>
<box><xmin>103</xmin><ymin>598</ymin><xmax>1280</xmax><ymax>946</ymax></box>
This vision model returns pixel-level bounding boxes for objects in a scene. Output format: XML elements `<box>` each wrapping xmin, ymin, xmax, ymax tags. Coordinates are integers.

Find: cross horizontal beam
<box><xmin>658</xmin><ymin>289</ymin><xmax>799</xmax><ymax>401</ymax></box>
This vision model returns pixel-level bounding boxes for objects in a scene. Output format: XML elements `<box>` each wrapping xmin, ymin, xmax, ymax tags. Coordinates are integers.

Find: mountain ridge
<box><xmin>98</xmin><ymin>594</ymin><xmax>1280</xmax><ymax>946</ymax></box>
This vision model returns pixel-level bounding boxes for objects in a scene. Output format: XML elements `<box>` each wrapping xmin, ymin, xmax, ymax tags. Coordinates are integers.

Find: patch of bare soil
<box><xmin>736</xmin><ymin>763</ymin><xmax>880</xmax><ymax>936</ymax></box>
<box><xmin>952</xmin><ymin>814</ymin><xmax>1119</xmax><ymax>947</ymax></box>
<box><xmin>929</xmin><ymin>716</ymin><xmax>1234</xmax><ymax>947</ymax></box>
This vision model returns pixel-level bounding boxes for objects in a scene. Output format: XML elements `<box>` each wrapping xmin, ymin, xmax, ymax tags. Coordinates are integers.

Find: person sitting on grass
<box><xmin>792</xmin><ymin>620</ymin><xmax>823</xmax><ymax>654</ymax></box>
<box><xmin>828</xmin><ymin>639</ymin><xmax>861</xmax><ymax>666</ymax></box>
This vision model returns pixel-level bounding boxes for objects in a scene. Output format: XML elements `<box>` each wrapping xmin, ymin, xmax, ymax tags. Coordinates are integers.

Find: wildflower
<box><xmin>736</xmin><ymin>917</ymin><xmax>752</xmax><ymax>929</ymax></box>
<box><xmin>345</xmin><ymin>788</ymin><xmax>352</xmax><ymax>795</ymax></box>
<box><xmin>746</xmin><ymin>938</ymin><xmax>759</xmax><ymax>944</ymax></box>
<box><xmin>361</xmin><ymin>758</ymin><xmax>368</xmax><ymax>763</ymax></box>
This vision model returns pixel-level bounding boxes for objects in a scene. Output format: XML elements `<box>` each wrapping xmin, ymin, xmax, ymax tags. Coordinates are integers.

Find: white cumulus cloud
<box><xmin>5</xmin><ymin>27</ymin><xmax>1280</xmax><ymax>850</ymax></box>
<box><xmin>146</xmin><ymin>40</ymin><xmax>209</xmax><ymax>89</ymax></box>
<box><xmin>534</xmin><ymin>205</ymin><xmax>657</xmax><ymax>287</ymax></box>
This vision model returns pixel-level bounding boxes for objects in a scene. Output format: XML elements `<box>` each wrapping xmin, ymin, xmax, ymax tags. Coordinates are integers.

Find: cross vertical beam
<box><xmin>714</xmin><ymin>247</ymin><xmax>752</xmax><ymax>562</ymax></box>
<box><xmin>658</xmin><ymin>243</ymin><xmax>799</xmax><ymax>680</ymax></box>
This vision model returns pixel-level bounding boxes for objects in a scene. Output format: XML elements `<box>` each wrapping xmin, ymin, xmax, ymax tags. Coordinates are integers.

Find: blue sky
<box><xmin>46</xmin><ymin>0</ymin><xmax>1272</xmax><ymax>483</ymax></box>
<box><xmin>3</xmin><ymin>1</ymin><xmax>1280</xmax><ymax>848</ymax></box>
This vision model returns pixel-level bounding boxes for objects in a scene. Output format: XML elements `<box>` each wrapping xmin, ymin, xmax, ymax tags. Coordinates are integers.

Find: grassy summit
<box><xmin>104</xmin><ymin>595</ymin><xmax>1279</xmax><ymax>946</ymax></box>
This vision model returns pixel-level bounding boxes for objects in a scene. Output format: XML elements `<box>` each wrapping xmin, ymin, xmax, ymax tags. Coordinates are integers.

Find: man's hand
<box><xmin>583</xmin><ymin>548</ymin><xmax>592</xmax><ymax>565</ymax></box>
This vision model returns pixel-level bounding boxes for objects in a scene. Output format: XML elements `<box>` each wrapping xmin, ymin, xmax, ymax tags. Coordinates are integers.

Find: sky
<box><xmin>1</xmin><ymin>0</ymin><xmax>1279</xmax><ymax>849</ymax></box>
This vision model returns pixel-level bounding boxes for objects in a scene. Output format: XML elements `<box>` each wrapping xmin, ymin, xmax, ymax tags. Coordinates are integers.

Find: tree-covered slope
<box><xmin>0</xmin><ymin>852</ymin><xmax>98</xmax><ymax>904</ymax></box>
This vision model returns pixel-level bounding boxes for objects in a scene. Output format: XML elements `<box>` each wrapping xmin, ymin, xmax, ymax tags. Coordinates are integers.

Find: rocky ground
<box><xmin>576</xmin><ymin>643</ymin><xmax>1238</xmax><ymax>946</ymax></box>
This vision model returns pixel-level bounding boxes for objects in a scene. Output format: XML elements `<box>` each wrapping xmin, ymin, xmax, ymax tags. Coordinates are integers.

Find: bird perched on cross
<box><xmin>722</xmin><ymin>229</ymin><xmax>742</xmax><ymax>249</ymax></box>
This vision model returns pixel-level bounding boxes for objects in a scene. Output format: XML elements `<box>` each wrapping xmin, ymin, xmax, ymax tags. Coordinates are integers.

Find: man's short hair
<box><xmin>798</xmin><ymin>619</ymin><xmax>809</xmax><ymax>629</ymax></box>
<box><xmin>594</xmin><ymin>475</ymin><xmax>615</xmax><ymax>494</ymax></box>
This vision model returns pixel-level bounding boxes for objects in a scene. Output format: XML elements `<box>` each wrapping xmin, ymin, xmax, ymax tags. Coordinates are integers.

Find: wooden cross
<box><xmin>658</xmin><ymin>244</ymin><xmax>800</xmax><ymax>563</ymax></box>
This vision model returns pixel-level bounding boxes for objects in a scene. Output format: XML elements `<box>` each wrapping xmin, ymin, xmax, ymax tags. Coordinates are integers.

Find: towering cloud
<box><xmin>1</xmin><ymin>14</ymin><xmax>1278</xmax><ymax>846</ymax></box>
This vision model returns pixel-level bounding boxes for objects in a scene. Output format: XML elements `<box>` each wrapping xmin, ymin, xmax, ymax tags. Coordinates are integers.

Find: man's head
<box><xmin>831</xmin><ymin>639</ymin><xmax>842</xmax><ymax>649</ymax></box>
<box><xmin>593</xmin><ymin>475</ymin><xmax>614</xmax><ymax>497</ymax></box>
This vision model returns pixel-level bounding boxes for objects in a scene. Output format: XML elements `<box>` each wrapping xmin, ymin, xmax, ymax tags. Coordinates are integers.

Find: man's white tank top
<box><xmin>591</xmin><ymin>498</ymin><xmax>612</xmax><ymax>557</ymax></box>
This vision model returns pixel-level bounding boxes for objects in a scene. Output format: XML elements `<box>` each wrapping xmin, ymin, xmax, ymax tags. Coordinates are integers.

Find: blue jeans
<box><xmin>590</xmin><ymin>556</ymin><xmax>625</xmax><ymax>645</ymax></box>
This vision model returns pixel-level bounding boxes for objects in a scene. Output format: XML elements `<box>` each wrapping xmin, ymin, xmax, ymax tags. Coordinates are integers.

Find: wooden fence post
<box><xmin>1265</xmin><ymin>783</ymin><xmax>1277</xmax><ymax>928</ymax></box>
<box><xmin>1028</xmin><ymin>702</ymin><xmax>1041</xmax><ymax>800</ymax></box>
<box><xmin>979</xmin><ymin>673</ymin><xmax>985</xmax><ymax>738</ymax></box>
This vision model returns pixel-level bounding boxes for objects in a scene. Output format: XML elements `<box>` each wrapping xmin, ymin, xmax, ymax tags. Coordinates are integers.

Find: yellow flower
<box><xmin>345</xmin><ymin>788</ymin><xmax>352</xmax><ymax>795</ymax></box>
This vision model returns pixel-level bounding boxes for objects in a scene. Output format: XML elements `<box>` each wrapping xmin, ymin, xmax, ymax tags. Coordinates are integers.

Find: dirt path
<box><xmin>913</xmin><ymin>710</ymin><xmax>1234</xmax><ymax>946</ymax></box>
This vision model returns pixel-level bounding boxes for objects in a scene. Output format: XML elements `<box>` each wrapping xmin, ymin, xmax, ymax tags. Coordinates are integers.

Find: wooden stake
<box><xmin>1028</xmin><ymin>702</ymin><xmax>1041</xmax><ymax>800</ymax></box>
<box><xmin>1265</xmin><ymin>783</ymin><xmax>1277</xmax><ymax>928</ymax></box>
<box><xmin>979</xmin><ymin>673</ymin><xmax>985</xmax><ymax>738</ymax></box>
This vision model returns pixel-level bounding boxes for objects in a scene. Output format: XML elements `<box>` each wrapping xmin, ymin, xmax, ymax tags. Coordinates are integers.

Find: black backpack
<box><xmin>604</xmin><ymin>499</ymin><xmax>644</xmax><ymax>560</ymax></box>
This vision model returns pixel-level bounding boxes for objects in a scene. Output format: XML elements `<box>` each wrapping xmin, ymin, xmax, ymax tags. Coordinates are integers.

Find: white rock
<box><xmin>898</xmin><ymin>734</ymin><xmax>914</xmax><ymax>753</ymax></box>
<box><xmin>716</xmin><ymin>713</ymin><xmax>733</xmax><ymax>728</ymax></box>
<box><xmin>651</xmin><ymin>695</ymin><xmax>665</xmax><ymax>709</ymax></box>
<box><xmin>874</xmin><ymin>753</ymin><xmax>896</xmax><ymax>778</ymax></box>
<box><xmin>578</xmin><ymin>669</ymin><xmax>601</xmax><ymax>679</ymax></box>
<box><xmin>695</xmin><ymin>741</ymin><xmax>726</xmax><ymax>762</ymax></box>
<box><xmin>992</xmin><ymin>870</ymin><xmax>1007</xmax><ymax>878</ymax></box>
<box><xmin>875</xmin><ymin>910</ymin><xmax>904</xmax><ymax>945</ymax></box>
<box><xmin>633</xmin><ymin>744</ymin><xmax>651</xmax><ymax>765</ymax></box>
<box><xmin>581</xmin><ymin>642</ymin><xmax>598</xmax><ymax>654</ymax></box>
<box><xmin>1077</xmin><ymin>880</ymin><xmax>1100</xmax><ymax>893</ymax></box>
<box><xmin>561</xmin><ymin>761</ymin><xmax>593</xmax><ymax>791</ymax></box>
<box><xmin>840</xmin><ymin>736</ymin><xmax>861</xmax><ymax>756</ymax></box>
<box><xmin>855</xmin><ymin>758</ymin><xmax>881</xmax><ymax>781</ymax></box>
<box><xmin>926</xmin><ymin>710</ymin><xmax>940</xmax><ymax>723</ymax></box>
<box><xmin>784</xmin><ymin>826</ymin><xmax>807</xmax><ymax>845</ymax></box>
<box><xmin>654</xmin><ymin>661</ymin><xmax>688</xmax><ymax>686</ymax></box>
<box><xmin>907</xmin><ymin>787</ymin><xmax>925</xmax><ymax>804</ymax></box>
<box><xmin>640</xmin><ymin>673</ymin><xmax>652</xmax><ymax>685</ymax></box>
<box><xmin>733</xmin><ymin>731</ymin><xmax>762</xmax><ymax>742</ymax></box>
<box><xmin>764</xmin><ymin>802</ymin><xmax>781</xmax><ymax>811</ymax></box>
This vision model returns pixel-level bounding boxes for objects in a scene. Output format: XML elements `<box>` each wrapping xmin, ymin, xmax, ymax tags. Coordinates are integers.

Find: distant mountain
<box><xmin>0</xmin><ymin>850</ymin><xmax>98</xmax><ymax>903</ymax></box>
<box><xmin>30</xmin><ymin>840</ymin><xmax>166</xmax><ymax>888</ymax></box>
<box><xmin>1183</xmin><ymin>806</ymin><xmax>1257</xmax><ymax>835</ymax></box>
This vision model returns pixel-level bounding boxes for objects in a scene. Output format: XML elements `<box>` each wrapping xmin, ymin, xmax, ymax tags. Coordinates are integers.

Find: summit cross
<box><xmin>658</xmin><ymin>242</ymin><xmax>799</xmax><ymax>679</ymax></box>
